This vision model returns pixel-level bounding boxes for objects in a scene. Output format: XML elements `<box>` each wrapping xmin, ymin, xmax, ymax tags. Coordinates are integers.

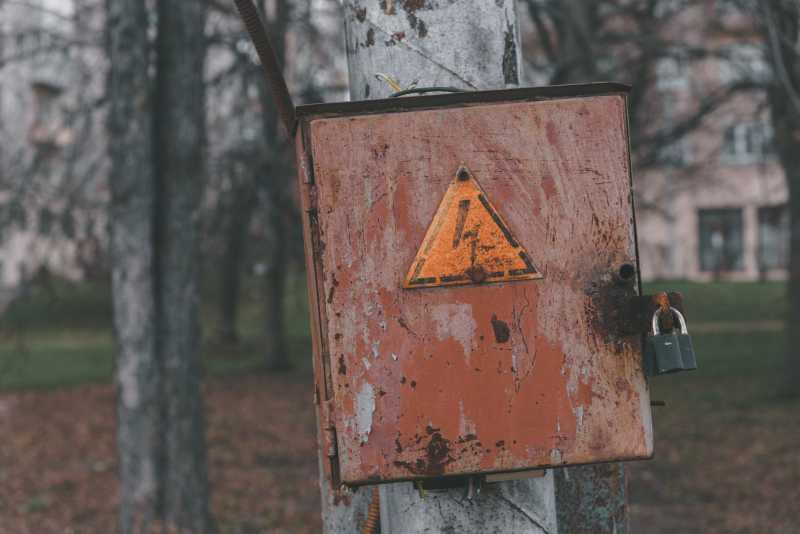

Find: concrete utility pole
<box><xmin>323</xmin><ymin>1</ymin><xmax>558</xmax><ymax>532</ymax></box>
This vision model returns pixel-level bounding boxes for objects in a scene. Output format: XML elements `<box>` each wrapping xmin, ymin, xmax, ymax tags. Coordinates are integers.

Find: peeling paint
<box><xmin>355</xmin><ymin>383</ymin><xmax>376</xmax><ymax>444</ymax></box>
<box><xmin>431</xmin><ymin>303</ymin><xmax>475</xmax><ymax>358</ymax></box>
<box><xmin>458</xmin><ymin>400</ymin><xmax>477</xmax><ymax>437</ymax></box>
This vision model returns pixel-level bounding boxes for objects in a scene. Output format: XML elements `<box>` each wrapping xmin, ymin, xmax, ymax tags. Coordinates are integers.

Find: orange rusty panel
<box><xmin>301</xmin><ymin>92</ymin><xmax>652</xmax><ymax>485</ymax></box>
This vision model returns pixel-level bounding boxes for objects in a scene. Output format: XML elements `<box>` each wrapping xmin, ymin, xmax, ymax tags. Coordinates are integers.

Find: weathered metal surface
<box><xmin>297</xmin><ymin>88</ymin><xmax>653</xmax><ymax>486</ymax></box>
<box><xmin>403</xmin><ymin>166</ymin><xmax>541</xmax><ymax>289</ymax></box>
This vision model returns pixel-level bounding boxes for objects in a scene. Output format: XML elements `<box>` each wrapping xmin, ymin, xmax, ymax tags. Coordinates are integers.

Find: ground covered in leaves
<box><xmin>0</xmin><ymin>372</ymin><xmax>322</xmax><ymax>534</ymax></box>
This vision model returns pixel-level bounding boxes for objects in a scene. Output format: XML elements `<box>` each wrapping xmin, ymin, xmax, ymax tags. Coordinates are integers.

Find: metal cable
<box><xmin>233</xmin><ymin>0</ymin><xmax>297</xmax><ymax>137</ymax></box>
<box><xmin>361</xmin><ymin>487</ymin><xmax>381</xmax><ymax>534</ymax></box>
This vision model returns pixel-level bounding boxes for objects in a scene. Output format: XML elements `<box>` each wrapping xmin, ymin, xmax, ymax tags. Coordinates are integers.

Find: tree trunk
<box><xmin>256</xmin><ymin>0</ymin><xmax>292</xmax><ymax>370</ymax></box>
<box><xmin>551</xmin><ymin>0</ymin><xmax>597</xmax><ymax>84</ymax></box>
<box><xmin>555</xmin><ymin>464</ymin><xmax>628</xmax><ymax>534</ymax></box>
<box><xmin>107</xmin><ymin>0</ymin><xmax>160</xmax><ymax>531</ymax></box>
<box><xmin>155</xmin><ymin>0</ymin><xmax>213</xmax><ymax>531</ymax></box>
<box><xmin>218</xmin><ymin>183</ymin><xmax>255</xmax><ymax>345</ymax></box>
<box><xmin>263</xmin><ymin>180</ymin><xmax>291</xmax><ymax>369</ymax></box>
<box><xmin>764</xmin><ymin>0</ymin><xmax>800</xmax><ymax>395</ymax></box>
<box><xmin>109</xmin><ymin>0</ymin><xmax>212</xmax><ymax>531</ymax></box>
<box><xmin>336</xmin><ymin>2</ymin><xmax>557</xmax><ymax>533</ymax></box>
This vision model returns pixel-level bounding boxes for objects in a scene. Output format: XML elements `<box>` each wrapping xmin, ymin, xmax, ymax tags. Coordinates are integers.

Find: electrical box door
<box><xmin>295</xmin><ymin>84</ymin><xmax>653</xmax><ymax>486</ymax></box>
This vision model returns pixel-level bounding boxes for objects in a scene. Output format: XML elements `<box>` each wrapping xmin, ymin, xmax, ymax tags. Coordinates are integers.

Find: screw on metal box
<box><xmin>644</xmin><ymin>307</ymin><xmax>696</xmax><ymax>376</ymax></box>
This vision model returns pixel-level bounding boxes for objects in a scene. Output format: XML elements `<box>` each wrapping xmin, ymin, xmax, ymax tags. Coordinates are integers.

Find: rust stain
<box><xmin>490</xmin><ymin>314</ymin><xmax>510</xmax><ymax>343</ymax></box>
<box><xmin>399</xmin><ymin>0</ymin><xmax>428</xmax><ymax>13</ymax></box>
<box><xmin>378</xmin><ymin>0</ymin><xmax>394</xmax><ymax>14</ymax></box>
<box><xmin>326</xmin><ymin>274</ymin><xmax>338</xmax><ymax>304</ymax></box>
<box><xmin>403</xmin><ymin>166</ymin><xmax>542</xmax><ymax>289</ymax></box>
<box><xmin>393</xmin><ymin>427</ymin><xmax>454</xmax><ymax>476</ymax></box>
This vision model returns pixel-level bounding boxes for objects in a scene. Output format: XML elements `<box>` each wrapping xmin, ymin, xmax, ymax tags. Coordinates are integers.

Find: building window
<box><xmin>720</xmin><ymin>43</ymin><xmax>771</xmax><ymax>84</ymax></box>
<box><xmin>758</xmin><ymin>205</ymin><xmax>789</xmax><ymax>270</ymax></box>
<box><xmin>698</xmin><ymin>208</ymin><xmax>744</xmax><ymax>272</ymax></box>
<box><xmin>657</xmin><ymin>137</ymin><xmax>691</xmax><ymax>167</ymax></box>
<box><xmin>721</xmin><ymin>121</ymin><xmax>773</xmax><ymax>164</ymax></box>
<box><xmin>656</xmin><ymin>54</ymin><xmax>689</xmax><ymax>90</ymax></box>
<box><xmin>29</xmin><ymin>81</ymin><xmax>64</xmax><ymax>148</ymax></box>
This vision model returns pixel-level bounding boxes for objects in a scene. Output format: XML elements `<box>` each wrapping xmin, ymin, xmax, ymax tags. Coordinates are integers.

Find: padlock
<box><xmin>644</xmin><ymin>307</ymin><xmax>691</xmax><ymax>376</ymax></box>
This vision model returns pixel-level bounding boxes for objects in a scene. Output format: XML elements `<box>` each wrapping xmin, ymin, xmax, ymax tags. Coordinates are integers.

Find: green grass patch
<box><xmin>650</xmin><ymin>330</ymin><xmax>788</xmax><ymax>411</ymax></box>
<box><xmin>0</xmin><ymin>274</ymin><xmax>313</xmax><ymax>390</ymax></box>
<box><xmin>0</xmin><ymin>277</ymin><xmax>790</xmax><ymax>391</ymax></box>
<box><xmin>0</xmin><ymin>334</ymin><xmax>114</xmax><ymax>389</ymax></box>
<box><xmin>0</xmin><ymin>278</ymin><xmax>112</xmax><ymax>333</ymax></box>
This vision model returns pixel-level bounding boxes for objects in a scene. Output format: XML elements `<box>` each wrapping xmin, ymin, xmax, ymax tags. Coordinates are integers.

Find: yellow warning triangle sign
<box><xmin>403</xmin><ymin>166</ymin><xmax>542</xmax><ymax>289</ymax></box>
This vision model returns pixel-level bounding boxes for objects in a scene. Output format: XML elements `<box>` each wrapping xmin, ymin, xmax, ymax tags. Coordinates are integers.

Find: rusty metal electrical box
<box><xmin>295</xmin><ymin>83</ymin><xmax>653</xmax><ymax>487</ymax></box>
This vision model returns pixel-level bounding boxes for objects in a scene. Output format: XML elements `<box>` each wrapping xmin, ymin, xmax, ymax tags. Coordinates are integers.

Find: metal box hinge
<box><xmin>323</xmin><ymin>426</ymin><xmax>338</xmax><ymax>458</ymax></box>
<box><xmin>320</xmin><ymin>399</ymin><xmax>338</xmax><ymax>458</ymax></box>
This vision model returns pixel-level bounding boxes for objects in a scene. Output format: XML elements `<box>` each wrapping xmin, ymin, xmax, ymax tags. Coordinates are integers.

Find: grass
<box><xmin>0</xmin><ymin>275</ymin><xmax>313</xmax><ymax>389</ymax></box>
<box><xmin>642</xmin><ymin>280</ymin><xmax>786</xmax><ymax>323</ymax></box>
<box><xmin>0</xmin><ymin>276</ymin><xmax>790</xmax><ymax>390</ymax></box>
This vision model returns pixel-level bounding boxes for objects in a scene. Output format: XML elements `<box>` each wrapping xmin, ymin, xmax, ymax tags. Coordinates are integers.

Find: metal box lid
<box><xmin>296</xmin><ymin>83</ymin><xmax>653</xmax><ymax>486</ymax></box>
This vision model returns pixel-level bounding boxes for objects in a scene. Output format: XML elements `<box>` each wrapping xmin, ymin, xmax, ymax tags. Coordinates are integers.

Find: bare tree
<box><xmin>106</xmin><ymin>0</ymin><xmax>160</xmax><ymax>530</ymax></box>
<box><xmin>108</xmin><ymin>0</ymin><xmax>212</xmax><ymax>530</ymax></box>
<box><xmin>155</xmin><ymin>0</ymin><xmax>213</xmax><ymax>530</ymax></box>
<box><xmin>256</xmin><ymin>0</ymin><xmax>293</xmax><ymax>370</ymax></box>
<box><xmin>762</xmin><ymin>0</ymin><xmax>800</xmax><ymax>394</ymax></box>
<box><xmin>205</xmin><ymin>0</ymin><xmax>299</xmax><ymax>368</ymax></box>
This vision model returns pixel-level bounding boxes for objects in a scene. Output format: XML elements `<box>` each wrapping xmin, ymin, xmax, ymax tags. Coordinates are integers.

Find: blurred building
<box><xmin>636</xmin><ymin>0</ymin><xmax>786</xmax><ymax>281</ymax></box>
<box><xmin>0</xmin><ymin>0</ymin><xmax>107</xmax><ymax>290</ymax></box>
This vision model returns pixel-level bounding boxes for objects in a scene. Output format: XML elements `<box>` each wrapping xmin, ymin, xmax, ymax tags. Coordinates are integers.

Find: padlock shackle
<box><xmin>652</xmin><ymin>307</ymin><xmax>688</xmax><ymax>336</ymax></box>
